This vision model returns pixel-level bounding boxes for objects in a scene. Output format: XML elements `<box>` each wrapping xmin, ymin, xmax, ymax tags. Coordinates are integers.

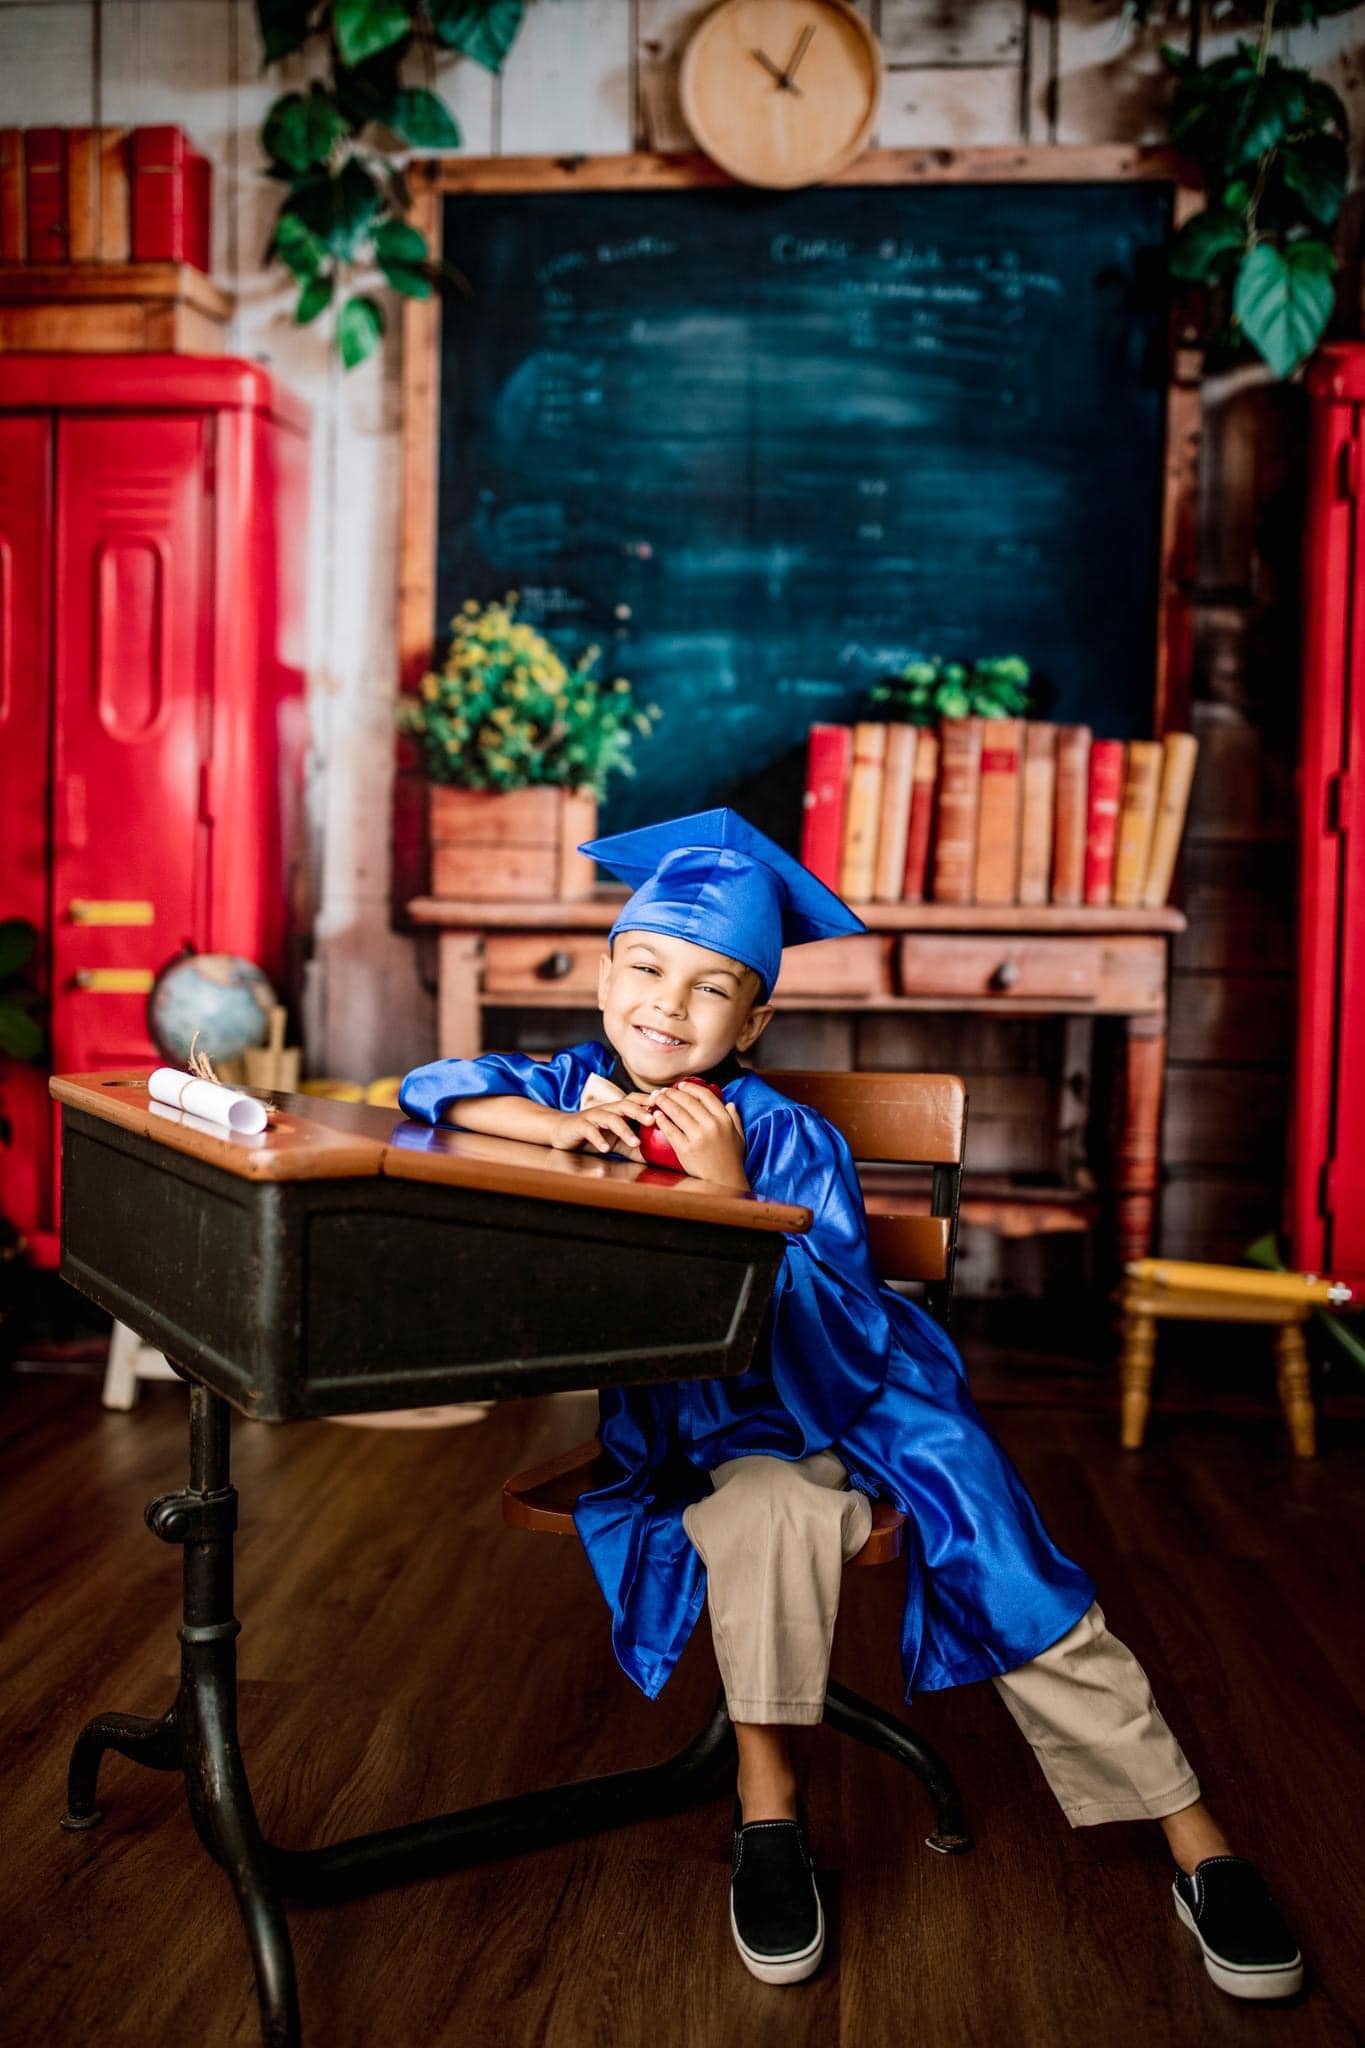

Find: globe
<box><xmin>148</xmin><ymin>953</ymin><xmax>278</xmax><ymax>1066</ymax></box>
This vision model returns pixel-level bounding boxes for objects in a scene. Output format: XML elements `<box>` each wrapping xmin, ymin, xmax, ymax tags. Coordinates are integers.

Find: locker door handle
<box><xmin>68</xmin><ymin>900</ymin><xmax>155</xmax><ymax>927</ymax></box>
<box><xmin>63</xmin><ymin>775</ymin><xmax>89</xmax><ymax>849</ymax></box>
<box><xmin>72</xmin><ymin>969</ymin><xmax>155</xmax><ymax>993</ymax></box>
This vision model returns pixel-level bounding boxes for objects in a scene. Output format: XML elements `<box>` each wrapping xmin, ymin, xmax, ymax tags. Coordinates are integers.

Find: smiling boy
<box><xmin>399</xmin><ymin>808</ymin><xmax>1302</xmax><ymax>1999</ymax></box>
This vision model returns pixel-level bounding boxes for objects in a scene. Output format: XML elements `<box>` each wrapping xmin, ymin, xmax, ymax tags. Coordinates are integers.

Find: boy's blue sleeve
<box><xmin>398</xmin><ymin>1042</ymin><xmax>606</xmax><ymax>1126</ymax></box>
<box><xmin>741</xmin><ymin>1102</ymin><xmax>898</xmax><ymax>1445</ymax></box>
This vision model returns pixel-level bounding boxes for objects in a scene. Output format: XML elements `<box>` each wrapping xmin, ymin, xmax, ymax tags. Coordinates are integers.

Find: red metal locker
<box><xmin>51</xmin><ymin>412</ymin><xmax>214</xmax><ymax>1071</ymax></box>
<box><xmin>0</xmin><ymin>416</ymin><xmax>54</xmax><ymax>1246</ymax></box>
<box><xmin>1293</xmin><ymin>345</ymin><xmax>1365</xmax><ymax>1282</ymax></box>
<box><xmin>0</xmin><ymin>357</ymin><xmax>309</xmax><ymax>1268</ymax></box>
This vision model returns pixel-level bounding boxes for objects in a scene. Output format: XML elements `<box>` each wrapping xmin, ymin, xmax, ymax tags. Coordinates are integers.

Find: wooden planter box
<box><xmin>429</xmin><ymin>784</ymin><xmax>597</xmax><ymax>901</ymax></box>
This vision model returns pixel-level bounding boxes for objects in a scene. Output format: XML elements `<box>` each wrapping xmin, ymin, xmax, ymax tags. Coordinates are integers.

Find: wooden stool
<box><xmin>1120</xmin><ymin>1260</ymin><xmax>1321</xmax><ymax>1458</ymax></box>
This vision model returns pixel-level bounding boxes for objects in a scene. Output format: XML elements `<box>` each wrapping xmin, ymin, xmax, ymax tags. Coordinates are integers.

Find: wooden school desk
<box><xmin>408</xmin><ymin>893</ymin><xmax>1187</xmax><ymax>1270</ymax></box>
<box><xmin>49</xmin><ymin>1072</ymin><xmax>808</xmax><ymax>2048</ymax></box>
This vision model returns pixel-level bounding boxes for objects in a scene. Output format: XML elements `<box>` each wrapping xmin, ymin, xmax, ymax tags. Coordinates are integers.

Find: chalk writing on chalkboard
<box><xmin>436</xmin><ymin>180</ymin><xmax>1173</xmax><ymax>837</ymax></box>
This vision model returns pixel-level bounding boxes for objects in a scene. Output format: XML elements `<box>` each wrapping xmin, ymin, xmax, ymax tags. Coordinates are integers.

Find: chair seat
<box><xmin>503</xmin><ymin>1438</ymin><xmax>906</xmax><ymax>1566</ymax></box>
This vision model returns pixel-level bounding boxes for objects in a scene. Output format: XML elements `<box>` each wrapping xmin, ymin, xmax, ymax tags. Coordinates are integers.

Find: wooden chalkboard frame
<box><xmin>399</xmin><ymin>147</ymin><xmax>1202</xmax><ymax>737</ymax></box>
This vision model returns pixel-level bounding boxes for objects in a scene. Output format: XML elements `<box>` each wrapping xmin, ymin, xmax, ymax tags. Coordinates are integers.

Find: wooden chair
<box><xmin>503</xmin><ymin>1071</ymin><xmax>974</xmax><ymax>1854</ymax></box>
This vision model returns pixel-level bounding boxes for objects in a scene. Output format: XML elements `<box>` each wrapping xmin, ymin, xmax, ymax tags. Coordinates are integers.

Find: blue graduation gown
<box><xmin>398</xmin><ymin>1041</ymin><xmax>1096</xmax><ymax>1703</ymax></box>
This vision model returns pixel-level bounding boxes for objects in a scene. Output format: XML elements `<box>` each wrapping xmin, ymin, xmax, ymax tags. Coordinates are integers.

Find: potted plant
<box><xmin>867</xmin><ymin>654</ymin><xmax>1037</xmax><ymax>724</ymax></box>
<box><xmin>398</xmin><ymin>596</ymin><xmax>660</xmax><ymax>901</ymax></box>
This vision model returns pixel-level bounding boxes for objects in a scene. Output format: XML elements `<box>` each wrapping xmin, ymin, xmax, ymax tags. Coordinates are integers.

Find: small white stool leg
<box><xmin>102</xmin><ymin>1322</ymin><xmax>143</xmax><ymax>1410</ymax></box>
<box><xmin>101</xmin><ymin>1322</ymin><xmax>180</xmax><ymax>1411</ymax></box>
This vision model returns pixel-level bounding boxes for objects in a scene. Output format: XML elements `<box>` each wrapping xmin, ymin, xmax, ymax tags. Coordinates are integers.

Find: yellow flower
<box><xmin>420</xmin><ymin>675</ymin><xmax>440</xmax><ymax>702</ymax></box>
<box><xmin>461</xmin><ymin>598</ymin><xmax>479</xmax><ymax>615</ymax></box>
<box><xmin>613</xmin><ymin>678</ymin><xmax>630</xmax><ymax>694</ymax></box>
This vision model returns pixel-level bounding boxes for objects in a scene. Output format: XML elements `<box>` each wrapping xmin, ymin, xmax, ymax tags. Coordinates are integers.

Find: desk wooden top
<box><xmin>51</xmin><ymin>1072</ymin><xmax>810</xmax><ymax>1235</ymax></box>
<box><xmin>406</xmin><ymin>892</ymin><xmax>1187</xmax><ymax>934</ymax></box>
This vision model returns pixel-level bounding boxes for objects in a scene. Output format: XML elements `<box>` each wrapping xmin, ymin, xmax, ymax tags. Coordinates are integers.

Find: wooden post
<box><xmin>438</xmin><ymin>933</ymin><xmax>482</xmax><ymax>1060</ymax></box>
<box><xmin>1114</xmin><ymin>1012</ymin><xmax>1167</xmax><ymax>1266</ymax></box>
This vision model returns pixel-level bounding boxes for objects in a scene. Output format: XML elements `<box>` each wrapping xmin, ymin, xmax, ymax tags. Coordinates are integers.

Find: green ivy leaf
<box><xmin>338</xmin><ymin>292</ymin><xmax>385</xmax><ymax>367</ymax></box>
<box><xmin>431</xmin><ymin>0</ymin><xmax>526</xmax><ymax>72</ymax></box>
<box><xmin>385</xmin><ymin>87</ymin><xmax>462</xmax><ymax>149</ymax></box>
<box><xmin>1281</xmin><ymin>132</ymin><xmax>1349</xmax><ymax>227</ymax></box>
<box><xmin>333</xmin><ymin>0</ymin><xmax>413</xmax><ymax>67</ymax></box>
<box><xmin>1227</xmin><ymin>63</ymin><xmax>1309</xmax><ymax>168</ymax></box>
<box><xmin>295</xmin><ymin>271</ymin><xmax>334</xmax><ymax>324</ymax></box>
<box><xmin>1306</xmin><ymin>78</ymin><xmax>1350</xmax><ymax>136</ymax></box>
<box><xmin>937</xmin><ymin>685</ymin><xmax>971</xmax><ymax>718</ymax></box>
<box><xmin>271</xmin><ymin>208</ymin><xmax>325</xmax><ymax>279</ymax></box>
<box><xmin>263</xmin><ymin>84</ymin><xmax>350</xmax><ymax>172</ymax></box>
<box><xmin>0</xmin><ymin>1001</ymin><xmax>43</xmax><ymax>1060</ymax></box>
<box><xmin>0</xmin><ymin>918</ymin><xmax>37</xmax><ymax>977</ymax></box>
<box><xmin>1234</xmin><ymin>237</ymin><xmax>1336</xmax><ymax>377</ymax></box>
<box><xmin>289</xmin><ymin>157</ymin><xmax>383</xmax><ymax>259</ymax></box>
<box><xmin>374</xmin><ymin>217</ymin><xmax>432</xmax><ymax>296</ymax></box>
<box><xmin>334</xmin><ymin>49</ymin><xmax>403</xmax><ymax>129</ymax></box>
<box><xmin>1170</xmin><ymin>206</ymin><xmax>1247</xmax><ymax>281</ymax></box>
<box><xmin>373</xmin><ymin>219</ymin><xmax>426</xmax><ymax>266</ymax></box>
<box><xmin>256</xmin><ymin>0</ymin><xmax>314</xmax><ymax>64</ymax></box>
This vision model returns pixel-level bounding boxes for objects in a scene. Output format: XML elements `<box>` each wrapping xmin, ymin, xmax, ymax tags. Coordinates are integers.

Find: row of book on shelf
<box><xmin>0</xmin><ymin>125</ymin><xmax>210</xmax><ymax>269</ymax></box>
<box><xmin>800</xmin><ymin>718</ymin><xmax>1199</xmax><ymax>909</ymax></box>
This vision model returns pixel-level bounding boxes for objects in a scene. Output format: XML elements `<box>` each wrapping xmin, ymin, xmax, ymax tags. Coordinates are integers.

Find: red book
<box><xmin>900</xmin><ymin>729</ymin><xmax>938</xmax><ymax>902</ymax></box>
<box><xmin>24</xmin><ymin>128</ymin><xmax>65</xmax><ymax>263</ymax></box>
<box><xmin>1082</xmin><ymin>738</ymin><xmax>1125</xmax><ymax>905</ymax></box>
<box><xmin>131</xmin><ymin>125</ymin><xmax>211</xmax><ymax>270</ymax></box>
<box><xmin>0</xmin><ymin>129</ymin><xmax>25</xmax><ymax>261</ymax></box>
<box><xmin>800</xmin><ymin>723</ymin><xmax>852</xmax><ymax>890</ymax></box>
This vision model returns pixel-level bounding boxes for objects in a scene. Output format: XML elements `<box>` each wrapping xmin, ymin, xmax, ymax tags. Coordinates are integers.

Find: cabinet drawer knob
<box><xmin>989</xmin><ymin>957</ymin><xmax>1020</xmax><ymax>992</ymax></box>
<box><xmin>536</xmin><ymin>950</ymin><xmax>575</xmax><ymax>982</ymax></box>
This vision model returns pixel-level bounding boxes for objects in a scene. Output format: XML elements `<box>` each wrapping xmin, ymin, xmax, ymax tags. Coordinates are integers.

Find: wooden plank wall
<box><xmin>1</xmin><ymin>0</ymin><xmax>1361</xmax><ymax>1288</ymax></box>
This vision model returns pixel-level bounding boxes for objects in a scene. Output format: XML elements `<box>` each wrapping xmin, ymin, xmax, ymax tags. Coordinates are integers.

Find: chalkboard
<box><xmin>434</xmin><ymin>175</ymin><xmax>1177</xmax><ymax>838</ymax></box>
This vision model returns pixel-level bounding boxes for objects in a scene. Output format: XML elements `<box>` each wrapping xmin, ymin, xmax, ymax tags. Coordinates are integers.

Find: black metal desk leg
<box><xmin>61</xmin><ymin>1384</ymin><xmax>301</xmax><ymax>2048</ymax></box>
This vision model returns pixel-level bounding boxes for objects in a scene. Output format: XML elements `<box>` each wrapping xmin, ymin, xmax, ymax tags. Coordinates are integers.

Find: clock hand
<box><xmin>784</xmin><ymin>23</ymin><xmax>816</xmax><ymax>86</ymax></box>
<box><xmin>750</xmin><ymin>45</ymin><xmax>804</xmax><ymax>94</ymax></box>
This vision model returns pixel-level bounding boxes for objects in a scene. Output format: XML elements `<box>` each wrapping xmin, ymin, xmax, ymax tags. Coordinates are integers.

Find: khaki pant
<box><xmin>682</xmin><ymin>1451</ymin><xmax>1202</xmax><ymax>1828</ymax></box>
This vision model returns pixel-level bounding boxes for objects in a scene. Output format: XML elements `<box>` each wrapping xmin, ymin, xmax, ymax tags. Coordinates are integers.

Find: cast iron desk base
<box><xmin>61</xmin><ymin>1376</ymin><xmax>971</xmax><ymax>2047</ymax></box>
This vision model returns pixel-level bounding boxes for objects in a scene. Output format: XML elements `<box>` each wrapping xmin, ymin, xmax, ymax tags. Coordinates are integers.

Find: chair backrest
<box><xmin>762</xmin><ymin>1071</ymin><xmax>968</xmax><ymax>1324</ymax></box>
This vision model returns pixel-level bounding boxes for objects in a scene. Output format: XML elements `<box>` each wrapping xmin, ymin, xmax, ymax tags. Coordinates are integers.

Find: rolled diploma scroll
<box><xmin>147</xmin><ymin>1067</ymin><xmax>270</xmax><ymax>1136</ymax></box>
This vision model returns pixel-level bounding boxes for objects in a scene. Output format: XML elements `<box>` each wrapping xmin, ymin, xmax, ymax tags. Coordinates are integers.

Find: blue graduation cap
<box><xmin>579</xmin><ymin>807</ymin><xmax>866</xmax><ymax>1001</ymax></box>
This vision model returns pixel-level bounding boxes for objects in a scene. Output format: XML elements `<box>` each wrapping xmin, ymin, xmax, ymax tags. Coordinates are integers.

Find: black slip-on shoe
<box><xmin>1173</xmin><ymin>1855</ymin><xmax>1304</xmax><ymax>2000</ymax></box>
<box><xmin>729</xmin><ymin>1801</ymin><xmax>825</xmax><ymax>1985</ymax></box>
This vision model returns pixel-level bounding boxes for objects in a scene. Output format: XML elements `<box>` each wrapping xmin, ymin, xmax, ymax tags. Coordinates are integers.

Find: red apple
<box><xmin>637</xmin><ymin>1076</ymin><xmax>725</xmax><ymax>1173</ymax></box>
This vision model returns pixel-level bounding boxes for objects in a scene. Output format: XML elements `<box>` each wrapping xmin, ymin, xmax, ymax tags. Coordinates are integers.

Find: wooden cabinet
<box><xmin>0</xmin><ymin>356</ymin><xmax>309</xmax><ymax>1264</ymax></box>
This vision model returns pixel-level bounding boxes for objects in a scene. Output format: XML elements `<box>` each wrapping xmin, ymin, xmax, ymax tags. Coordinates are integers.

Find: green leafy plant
<box><xmin>0</xmin><ymin>921</ymin><xmax>44</xmax><ymax>1061</ymax></box>
<box><xmin>256</xmin><ymin>0</ymin><xmax>538</xmax><ymax>367</ymax></box>
<box><xmin>397</xmin><ymin>596</ymin><xmax>662</xmax><ymax>798</ymax></box>
<box><xmin>1245</xmin><ymin>1230</ymin><xmax>1365</xmax><ymax>1375</ymax></box>
<box><xmin>1147</xmin><ymin>0</ymin><xmax>1361</xmax><ymax>375</ymax></box>
<box><xmin>867</xmin><ymin>655</ymin><xmax>1036</xmax><ymax>725</ymax></box>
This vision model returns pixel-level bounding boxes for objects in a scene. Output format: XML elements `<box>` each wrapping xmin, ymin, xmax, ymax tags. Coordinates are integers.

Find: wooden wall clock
<box><xmin>679</xmin><ymin>0</ymin><xmax>883</xmax><ymax>190</ymax></box>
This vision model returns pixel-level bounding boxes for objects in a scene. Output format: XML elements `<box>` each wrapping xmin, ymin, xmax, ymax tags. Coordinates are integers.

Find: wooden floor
<box><xmin>3</xmin><ymin>1366</ymin><xmax>1364</xmax><ymax>2048</ymax></box>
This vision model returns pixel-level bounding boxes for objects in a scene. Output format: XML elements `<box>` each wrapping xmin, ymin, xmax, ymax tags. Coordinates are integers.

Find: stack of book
<box><xmin>0</xmin><ymin>125</ymin><xmax>210</xmax><ymax>269</ymax></box>
<box><xmin>800</xmin><ymin>719</ymin><xmax>1199</xmax><ymax>909</ymax></box>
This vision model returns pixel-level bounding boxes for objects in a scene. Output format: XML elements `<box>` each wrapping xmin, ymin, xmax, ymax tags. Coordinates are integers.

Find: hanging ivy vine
<box><xmin>1145</xmin><ymin>0</ymin><xmax>1361</xmax><ymax>376</ymax></box>
<box><xmin>255</xmin><ymin>0</ymin><xmax>537</xmax><ymax>367</ymax></box>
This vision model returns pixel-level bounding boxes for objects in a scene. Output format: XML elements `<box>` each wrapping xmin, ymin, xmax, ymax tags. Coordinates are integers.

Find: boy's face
<box><xmin>597</xmin><ymin>930</ymin><xmax>773</xmax><ymax>1089</ymax></box>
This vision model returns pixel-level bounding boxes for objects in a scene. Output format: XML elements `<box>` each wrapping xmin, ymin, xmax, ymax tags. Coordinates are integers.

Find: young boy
<box><xmin>399</xmin><ymin>808</ymin><xmax>1302</xmax><ymax>1998</ymax></box>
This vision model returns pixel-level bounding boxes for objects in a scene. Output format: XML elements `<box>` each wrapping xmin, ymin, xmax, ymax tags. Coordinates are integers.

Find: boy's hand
<box><xmin>550</xmin><ymin>1095</ymin><xmax>656</xmax><ymax>1159</ymax></box>
<box><xmin>650</xmin><ymin>1082</ymin><xmax>749</xmax><ymax>1190</ymax></box>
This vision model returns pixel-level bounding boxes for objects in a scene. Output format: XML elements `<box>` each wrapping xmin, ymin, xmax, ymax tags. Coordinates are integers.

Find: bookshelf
<box><xmin>406</xmin><ymin>893</ymin><xmax>1185</xmax><ymax>1278</ymax></box>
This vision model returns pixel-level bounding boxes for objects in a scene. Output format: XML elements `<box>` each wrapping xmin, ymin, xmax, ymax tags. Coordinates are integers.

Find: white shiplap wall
<box><xmin>1</xmin><ymin>0</ymin><xmax>1361</xmax><ymax>1083</ymax></box>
